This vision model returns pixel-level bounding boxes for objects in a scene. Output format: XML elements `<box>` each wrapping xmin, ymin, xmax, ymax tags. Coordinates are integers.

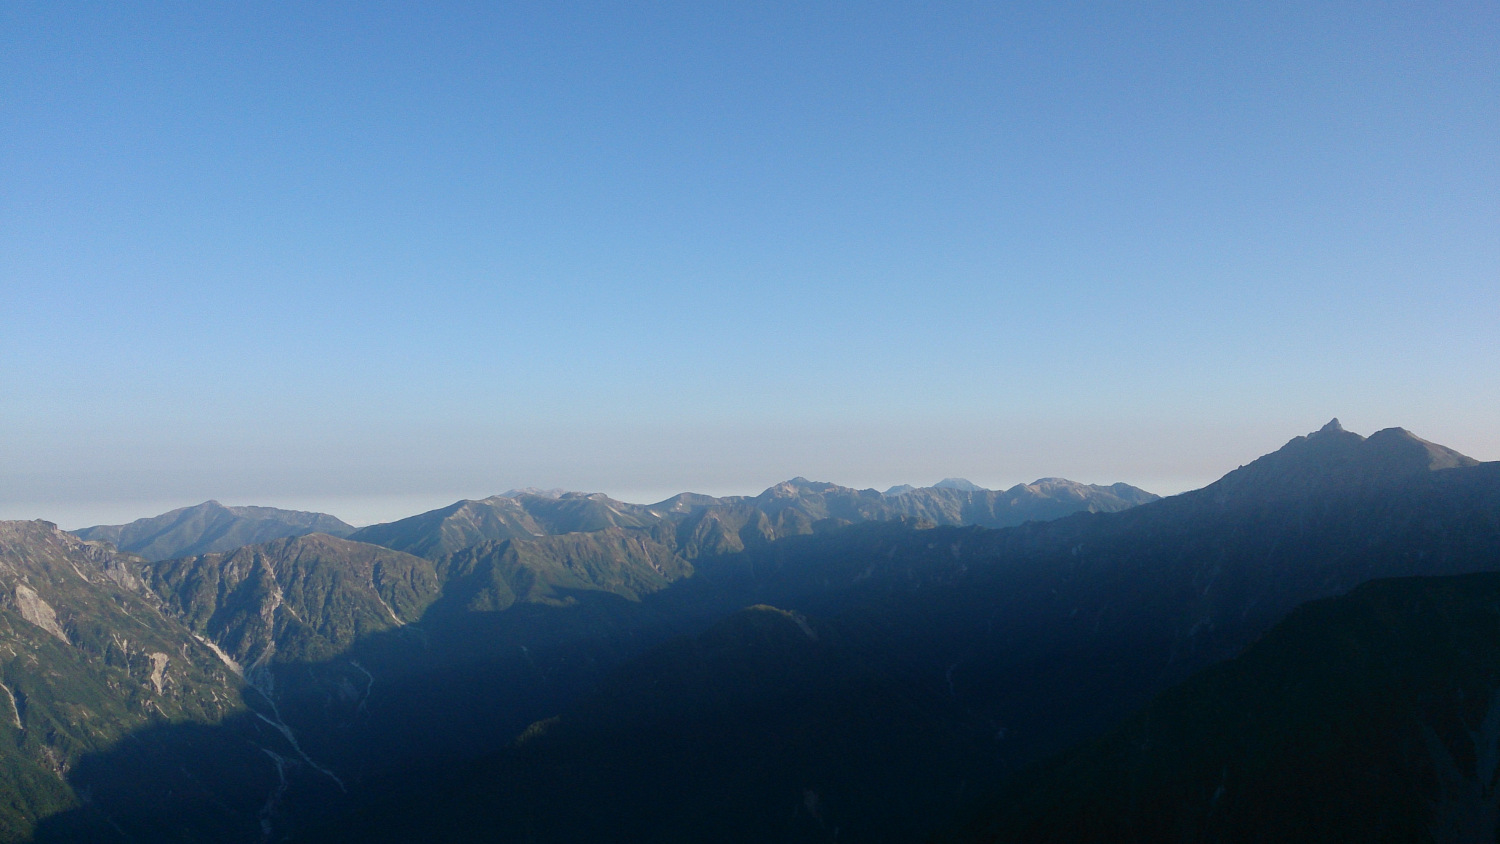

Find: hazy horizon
<box><xmin>9</xmin><ymin>416</ymin><xmax>1490</xmax><ymax>530</ymax></box>
<box><xmin>5</xmin><ymin>4</ymin><xmax>1496</xmax><ymax>531</ymax></box>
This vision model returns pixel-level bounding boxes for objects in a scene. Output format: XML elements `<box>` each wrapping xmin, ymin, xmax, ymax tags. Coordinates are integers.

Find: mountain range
<box><xmin>73</xmin><ymin>477</ymin><xmax>1153</xmax><ymax>565</ymax></box>
<box><xmin>341</xmin><ymin>476</ymin><xmax>1156</xmax><ymax>560</ymax></box>
<box><xmin>1</xmin><ymin>423</ymin><xmax>1496</xmax><ymax>841</ymax></box>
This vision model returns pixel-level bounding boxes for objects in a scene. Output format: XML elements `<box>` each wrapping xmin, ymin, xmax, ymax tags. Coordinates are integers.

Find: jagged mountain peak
<box><xmin>1315</xmin><ymin>417</ymin><xmax>1345</xmax><ymax>435</ymax></box>
<box><xmin>1197</xmin><ymin>423</ymin><xmax>1479</xmax><ymax>507</ymax></box>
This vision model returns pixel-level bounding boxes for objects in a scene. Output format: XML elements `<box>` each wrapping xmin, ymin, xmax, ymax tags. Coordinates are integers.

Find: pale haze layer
<box><xmin>3</xmin><ymin>3</ymin><xmax>1497</xmax><ymax>528</ymax></box>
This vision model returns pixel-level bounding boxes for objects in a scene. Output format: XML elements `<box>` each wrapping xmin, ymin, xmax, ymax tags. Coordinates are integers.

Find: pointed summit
<box><xmin>1317</xmin><ymin>418</ymin><xmax>1345</xmax><ymax>435</ymax></box>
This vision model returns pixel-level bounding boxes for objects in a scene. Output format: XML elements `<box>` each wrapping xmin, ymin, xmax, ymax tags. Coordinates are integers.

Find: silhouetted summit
<box><xmin>1192</xmin><ymin>421</ymin><xmax>1478</xmax><ymax>507</ymax></box>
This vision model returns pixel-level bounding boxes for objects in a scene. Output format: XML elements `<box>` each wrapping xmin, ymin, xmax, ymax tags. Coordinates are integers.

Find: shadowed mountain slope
<box><xmin>1198</xmin><ymin>418</ymin><xmax>1480</xmax><ymax>505</ymax></box>
<box><xmin>955</xmin><ymin>572</ymin><xmax>1500</xmax><ymax>843</ymax></box>
<box><xmin>306</xmin><ymin>423</ymin><xmax>1500</xmax><ymax>842</ymax></box>
<box><xmin>319</xmin><ymin>604</ymin><xmax>994</xmax><ymax>844</ymax></box>
<box><xmin>75</xmin><ymin>501</ymin><xmax>355</xmax><ymax>562</ymax></box>
<box><xmin>114</xmin><ymin>528</ymin><xmax>703</xmax><ymax>806</ymax></box>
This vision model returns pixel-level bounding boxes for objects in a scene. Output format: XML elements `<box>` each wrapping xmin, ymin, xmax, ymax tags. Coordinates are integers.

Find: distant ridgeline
<box><xmin>1</xmin><ymin>423</ymin><xmax>1496</xmax><ymax>842</ymax></box>
<box><xmin>72</xmin><ymin>501</ymin><xmax>356</xmax><ymax>562</ymax></box>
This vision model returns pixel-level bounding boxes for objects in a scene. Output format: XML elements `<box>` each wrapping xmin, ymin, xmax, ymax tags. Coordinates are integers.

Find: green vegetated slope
<box><xmin>0</xmin><ymin>528</ymin><xmax>459</xmax><ymax>842</ymax></box>
<box><xmin>956</xmin><ymin>572</ymin><xmax>1500</xmax><ymax>843</ymax></box>
<box><xmin>0</xmin><ymin>521</ymin><xmax>253</xmax><ymax>842</ymax></box>
<box><xmin>146</xmin><ymin>533</ymin><xmax>440</xmax><ymax>669</ymax></box>
<box><xmin>75</xmin><ymin>501</ymin><xmax>355</xmax><ymax>562</ymax></box>
<box><xmin>433</xmin><ymin>528</ymin><xmax>692</xmax><ymax>612</ymax></box>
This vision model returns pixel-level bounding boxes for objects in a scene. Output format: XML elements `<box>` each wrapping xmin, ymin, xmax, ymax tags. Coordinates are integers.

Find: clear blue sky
<box><xmin>4</xmin><ymin>2</ymin><xmax>1497</xmax><ymax>527</ymax></box>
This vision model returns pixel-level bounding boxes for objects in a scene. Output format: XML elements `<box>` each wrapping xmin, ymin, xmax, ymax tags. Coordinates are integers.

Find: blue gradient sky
<box><xmin>4</xmin><ymin>2</ymin><xmax>1497</xmax><ymax>527</ymax></box>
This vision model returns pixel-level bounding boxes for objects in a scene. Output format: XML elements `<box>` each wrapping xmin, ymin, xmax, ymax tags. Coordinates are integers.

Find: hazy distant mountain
<box><xmin>346</xmin><ymin>492</ymin><xmax>662</xmax><ymax>559</ymax></box>
<box><xmin>958</xmin><ymin>572</ymin><xmax>1500</xmax><ymax>843</ymax></box>
<box><xmin>350</xmin><ymin>477</ymin><xmax>1158</xmax><ymax>562</ymax></box>
<box><xmin>499</xmin><ymin>488</ymin><xmax>567</xmax><ymax>499</ymax></box>
<box><xmin>933</xmin><ymin>477</ymin><xmax>985</xmax><ymax>492</ymax></box>
<box><xmin>74</xmin><ymin>501</ymin><xmax>355</xmax><ymax>561</ymax></box>
<box><xmin>883</xmin><ymin>477</ymin><xmax>1157</xmax><ymax>528</ymax></box>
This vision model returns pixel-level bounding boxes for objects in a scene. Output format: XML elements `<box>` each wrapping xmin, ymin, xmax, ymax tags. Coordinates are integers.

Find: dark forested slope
<box><xmin>955</xmin><ymin>572</ymin><xmax>1500</xmax><ymax>843</ymax></box>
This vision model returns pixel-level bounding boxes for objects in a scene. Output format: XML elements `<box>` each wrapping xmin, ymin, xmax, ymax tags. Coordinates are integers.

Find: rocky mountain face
<box><xmin>74</xmin><ymin>501</ymin><xmax>355</xmax><ymax>562</ymax></box>
<box><xmin>955</xmin><ymin>572</ymin><xmax>1500</xmax><ymax>843</ymax></box>
<box><xmin>145</xmin><ymin>534</ymin><xmax>439</xmax><ymax>672</ymax></box>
